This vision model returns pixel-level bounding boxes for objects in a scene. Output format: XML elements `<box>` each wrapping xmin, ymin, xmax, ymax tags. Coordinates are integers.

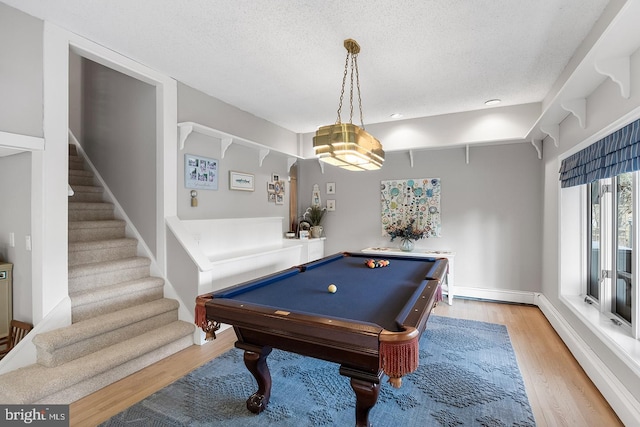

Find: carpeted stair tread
<box><xmin>69</xmin><ymin>187</ymin><xmax>104</xmax><ymax>203</ymax></box>
<box><xmin>36</xmin><ymin>306</ymin><xmax>179</xmax><ymax>367</ymax></box>
<box><xmin>68</xmin><ymin>219</ymin><xmax>125</xmax><ymax>229</ymax></box>
<box><xmin>33</xmin><ymin>298</ymin><xmax>179</xmax><ymax>353</ymax></box>
<box><xmin>69</xmin><ymin>157</ymin><xmax>85</xmax><ymax>170</ymax></box>
<box><xmin>68</xmin><ymin>256</ymin><xmax>150</xmax><ymax>279</ymax></box>
<box><xmin>71</xmin><ymin>276</ymin><xmax>164</xmax><ymax>304</ymax></box>
<box><xmin>0</xmin><ymin>320</ymin><xmax>195</xmax><ymax>404</ymax></box>
<box><xmin>69</xmin><ymin>237</ymin><xmax>137</xmax><ymax>253</ymax></box>
<box><xmin>68</xmin><ymin>172</ymin><xmax>95</xmax><ymax>184</ymax></box>
<box><xmin>68</xmin><ymin>238</ymin><xmax>138</xmax><ymax>267</ymax></box>
<box><xmin>69</xmin><ymin>184</ymin><xmax>103</xmax><ymax>194</ymax></box>
<box><xmin>69</xmin><ymin>201</ymin><xmax>114</xmax><ymax>211</ymax></box>
<box><xmin>70</xmin><ymin>277</ymin><xmax>164</xmax><ymax>322</ymax></box>
<box><xmin>68</xmin><ymin>168</ymin><xmax>93</xmax><ymax>178</ymax></box>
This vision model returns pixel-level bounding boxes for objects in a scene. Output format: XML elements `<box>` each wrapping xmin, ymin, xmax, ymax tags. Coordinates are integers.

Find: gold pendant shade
<box><xmin>313</xmin><ymin>39</ymin><xmax>384</xmax><ymax>171</ymax></box>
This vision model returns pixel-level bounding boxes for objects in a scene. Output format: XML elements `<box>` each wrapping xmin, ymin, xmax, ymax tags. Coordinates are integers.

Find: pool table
<box><xmin>195</xmin><ymin>252</ymin><xmax>448</xmax><ymax>427</ymax></box>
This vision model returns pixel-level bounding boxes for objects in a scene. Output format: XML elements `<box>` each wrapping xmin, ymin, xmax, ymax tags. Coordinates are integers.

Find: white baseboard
<box><xmin>452</xmin><ymin>286</ymin><xmax>537</xmax><ymax>305</ymax></box>
<box><xmin>536</xmin><ymin>294</ymin><xmax>640</xmax><ymax>426</ymax></box>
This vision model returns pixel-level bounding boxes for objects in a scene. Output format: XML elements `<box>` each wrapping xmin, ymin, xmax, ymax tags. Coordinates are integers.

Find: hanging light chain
<box><xmin>349</xmin><ymin>53</ymin><xmax>355</xmax><ymax>124</ymax></box>
<box><xmin>354</xmin><ymin>54</ymin><xmax>365</xmax><ymax>129</ymax></box>
<box><xmin>335</xmin><ymin>49</ymin><xmax>350</xmax><ymax>124</ymax></box>
<box><xmin>335</xmin><ymin>39</ymin><xmax>365</xmax><ymax>127</ymax></box>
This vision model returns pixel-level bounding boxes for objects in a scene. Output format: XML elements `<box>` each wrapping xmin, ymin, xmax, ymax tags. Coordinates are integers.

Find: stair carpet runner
<box><xmin>0</xmin><ymin>144</ymin><xmax>194</xmax><ymax>404</ymax></box>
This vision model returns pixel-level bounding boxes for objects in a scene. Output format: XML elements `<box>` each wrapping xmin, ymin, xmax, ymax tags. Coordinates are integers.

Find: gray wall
<box><xmin>81</xmin><ymin>59</ymin><xmax>158</xmax><ymax>255</ymax></box>
<box><xmin>176</xmin><ymin>83</ymin><xmax>297</xmax><ymax>227</ymax></box>
<box><xmin>175</xmin><ymin>132</ymin><xmax>292</xmax><ymax>224</ymax></box>
<box><xmin>298</xmin><ymin>142</ymin><xmax>543</xmax><ymax>293</ymax></box>
<box><xmin>0</xmin><ymin>152</ymin><xmax>33</xmax><ymax>323</ymax></box>
<box><xmin>0</xmin><ymin>2</ymin><xmax>43</xmax><ymax>137</ymax></box>
<box><xmin>69</xmin><ymin>51</ymin><xmax>83</xmax><ymax>141</ymax></box>
<box><xmin>0</xmin><ymin>3</ymin><xmax>42</xmax><ymax>325</ymax></box>
<box><xmin>178</xmin><ymin>83</ymin><xmax>298</xmax><ymax>156</ymax></box>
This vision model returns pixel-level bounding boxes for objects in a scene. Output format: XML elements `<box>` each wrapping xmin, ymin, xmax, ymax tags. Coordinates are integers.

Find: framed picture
<box><xmin>327</xmin><ymin>199</ymin><xmax>336</xmax><ymax>211</ymax></box>
<box><xmin>185</xmin><ymin>154</ymin><xmax>218</xmax><ymax>190</ymax></box>
<box><xmin>274</xmin><ymin>180</ymin><xmax>284</xmax><ymax>195</ymax></box>
<box><xmin>229</xmin><ymin>171</ymin><xmax>255</xmax><ymax>191</ymax></box>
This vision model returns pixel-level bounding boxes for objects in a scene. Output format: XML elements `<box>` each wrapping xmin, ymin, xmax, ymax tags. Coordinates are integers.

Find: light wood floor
<box><xmin>69</xmin><ymin>299</ymin><xmax>623</xmax><ymax>426</ymax></box>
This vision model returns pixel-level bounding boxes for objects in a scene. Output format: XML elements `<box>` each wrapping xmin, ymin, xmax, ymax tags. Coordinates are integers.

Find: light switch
<box><xmin>25</xmin><ymin>235</ymin><xmax>32</xmax><ymax>251</ymax></box>
<box><xmin>9</xmin><ymin>232</ymin><xmax>15</xmax><ymax>248</ymax></box>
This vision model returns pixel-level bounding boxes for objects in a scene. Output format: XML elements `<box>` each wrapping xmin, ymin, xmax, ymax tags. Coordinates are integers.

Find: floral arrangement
<box><xmin>303</xmin><ymin>205</ymin><xmax>326</xmax><ymax>226</ymax></box>
<box><xmin>385</xmin><ymin>218</ymin><xmax>426</xmax><ymax>241</ymax></box>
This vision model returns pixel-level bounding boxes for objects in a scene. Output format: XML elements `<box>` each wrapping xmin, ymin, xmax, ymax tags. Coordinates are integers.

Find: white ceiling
<box><xmin>2</xmin><ymin>0</ymin><xmax>614</xmax><ymax>136</ymax></box>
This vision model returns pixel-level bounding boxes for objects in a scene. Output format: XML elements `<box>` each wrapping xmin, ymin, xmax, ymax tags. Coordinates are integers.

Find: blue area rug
<box><xmin>101</xmin><ymin>316</ymin><xmax>536</xmax><ymax>426</ymax></box>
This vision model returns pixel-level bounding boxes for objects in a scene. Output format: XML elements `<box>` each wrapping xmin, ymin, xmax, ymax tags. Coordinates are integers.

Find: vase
<box><xmin>399</xmin><ymin>238</ymin><xmax>414</xmax><ymax>252</ymax></box>
<box><xmin>310</xmin><ymin>226</ymin><xmax>323</xmax><ymax>238</ymax></box>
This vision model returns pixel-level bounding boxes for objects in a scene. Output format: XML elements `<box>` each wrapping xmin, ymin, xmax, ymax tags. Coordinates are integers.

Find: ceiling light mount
<box><xmin>313</xmin><ymin>38</ymin><xmax>384</xmax><ymax>171</ymax></box>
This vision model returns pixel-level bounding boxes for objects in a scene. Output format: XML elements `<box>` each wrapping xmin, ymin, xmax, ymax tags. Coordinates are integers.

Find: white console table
<box><xmin>361</xmin><ymin>247</ymin><xmax>456</xmax><ymax>305</ymax></box>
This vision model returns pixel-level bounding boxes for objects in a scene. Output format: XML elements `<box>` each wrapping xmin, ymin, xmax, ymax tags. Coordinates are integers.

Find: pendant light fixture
<box><xmin>313</xmin><ymin>39</ymin><xmax>384</xmax><ymax>171</ymax></box>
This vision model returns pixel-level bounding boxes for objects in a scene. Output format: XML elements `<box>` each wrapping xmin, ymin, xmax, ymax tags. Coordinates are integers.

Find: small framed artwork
<box><xmin>272</xmin><ymin>173</ymin><xmax>280</xmax><ymax>182</ymax></box>
<box><xmin>327</xmin><ymin>199</ymin><xmax>336</xmax><ymax>211</ymax></box>
<box><xmin>185</xmin><ymin>154</ymin><xmax>218</xmax><ymax>190</ymax></box>
<box><xmin>299</xmin><ymin>230</ymin><xmax>310</xmax><ymax>240</ymax></box>
<box><xmin>327</xmin><ymin>182</ymin><xmax>336</xmax><ymax>194</ymax></box>
<box><xmin>276</xmin><ymin>194</ymin><xmax>284</xmax><ymax>205</ymax></box>
<box><xmin>274</xmin><ymin>180</ymin><xmax>284</xmax><ymax>195</ymax></box>
<box><xmin>229</xmin><ymin>171</ymin><xmax>255</xmax><ymax>191</ymax></box>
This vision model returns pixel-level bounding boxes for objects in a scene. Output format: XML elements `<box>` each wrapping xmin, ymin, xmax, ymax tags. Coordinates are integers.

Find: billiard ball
<box><xmin>328</xmin><ymin>284</ymin><xmax>337</xmax><ymax>293</ymax></box>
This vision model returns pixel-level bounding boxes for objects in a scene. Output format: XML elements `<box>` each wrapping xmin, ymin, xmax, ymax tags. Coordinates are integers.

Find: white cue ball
<box><xmin>328</xmin><ymin>284</ymin><xmax>337</xmax><ymax>293</ymax></box>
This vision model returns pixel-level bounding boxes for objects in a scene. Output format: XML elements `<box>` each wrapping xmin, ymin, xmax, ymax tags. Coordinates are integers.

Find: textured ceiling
<box><xmin>3</xmin><ymin>0</ymin><xmax>611</xmax><ymax>134</ymax></box>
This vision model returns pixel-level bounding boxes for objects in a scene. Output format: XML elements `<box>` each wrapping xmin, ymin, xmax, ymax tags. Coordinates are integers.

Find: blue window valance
<box><xmin>559</xmin><ymin>119</ymin><xmax>640</xmax><ymax>188</ymax></box>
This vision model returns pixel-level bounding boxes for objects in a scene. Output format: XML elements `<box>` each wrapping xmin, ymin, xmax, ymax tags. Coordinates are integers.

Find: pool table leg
<box><xmin>243</xmin><ymin>346</ymin><xmax>273</xmax><ymax>413</ymax></box>
<box><xmin>350</xmin><ymin>378</ymin><xmax>380</xmax><ymax>427</ymax></box>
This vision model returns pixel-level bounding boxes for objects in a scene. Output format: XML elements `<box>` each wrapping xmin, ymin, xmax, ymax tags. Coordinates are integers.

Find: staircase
<box><xmin>0</xmin><ymin>144</ymin><xmax>195</xmax><ymax>404</ymax></box>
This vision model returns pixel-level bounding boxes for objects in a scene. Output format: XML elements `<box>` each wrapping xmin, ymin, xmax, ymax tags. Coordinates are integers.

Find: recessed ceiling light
<box><xmin>484</xmin><ymin>99</ymin><xmax>501</xmax><ymax>106</ymax></box>
<box><xmin>390</xmin><ymin>113</ymin><xmax>403</xmax><ymax>119</ymax></box>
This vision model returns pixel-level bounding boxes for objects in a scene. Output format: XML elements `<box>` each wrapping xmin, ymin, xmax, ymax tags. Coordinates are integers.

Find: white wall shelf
<box><xmin>0</xmin><ymin>130</ymin><xmax>44</xmax><ymax>157</ymax></box>
<box><xmin>178</xmin><ymin>121</ymin><xmax>301</xmax><ymax>170</ymax></box>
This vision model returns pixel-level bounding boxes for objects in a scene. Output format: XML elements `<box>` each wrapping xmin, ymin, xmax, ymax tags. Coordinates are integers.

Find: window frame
<box><xmin>586</xmin><ymin>175</ymin><xmax>637</xmax><ymax>338</ymax></box>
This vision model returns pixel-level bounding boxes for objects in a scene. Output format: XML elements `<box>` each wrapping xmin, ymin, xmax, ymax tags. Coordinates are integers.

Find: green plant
<box><xmin>304</xmin><ymin>205</ymin><xmax>326</xmax><ymax>226</ymax></box>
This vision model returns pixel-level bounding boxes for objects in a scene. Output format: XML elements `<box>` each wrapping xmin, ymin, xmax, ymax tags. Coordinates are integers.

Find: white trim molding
<box><xmin>537</xmin><ymin>294</ymin><xmax>640</xmax><ymax>426</ymax></box>
<box><xmin>453</xmin><ymin>287</ymin><xmax>537</xmax><ymax>305</ymax></box>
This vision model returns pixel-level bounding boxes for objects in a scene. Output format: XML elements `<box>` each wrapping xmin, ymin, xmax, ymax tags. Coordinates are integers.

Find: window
<box><xmin>587</xmin><ymin>182</ymin><xmax>600</xmax><ymax>301</ymax></box>
<box><xmin>587</xmin><ymin>172</ymin><xmax>636</xmax><ymax>334</ymax></box>
<box><xmin>615</xmin><ymin>172</ymin><xmax>633</xmax><ymax>324</ymax></box>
